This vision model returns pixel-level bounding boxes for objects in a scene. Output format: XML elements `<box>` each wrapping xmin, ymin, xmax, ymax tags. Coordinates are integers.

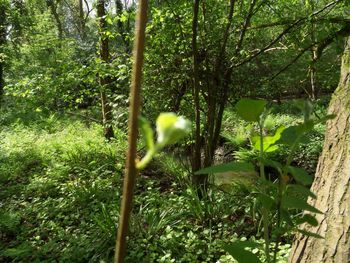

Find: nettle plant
<box><xmin>196</xmin><ymin>99</ymin><xmax>334</xmax><ymax>263</ymax></box>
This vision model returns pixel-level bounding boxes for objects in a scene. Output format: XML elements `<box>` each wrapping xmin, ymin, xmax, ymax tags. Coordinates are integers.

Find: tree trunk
<box><xmin>97</xmin><ymin>0</ymin><xmax>115</xmax><ymax>140</ymax></box>
<box><xmin>191</xmin><ymin>0</ymin><xmax>203</xmax><ymax>187</ymax></box>
<box><xmin>288</xmin><ymin>37</ymin><xmax>350</xmax><ymax>263</ymax></box>
<box><xmin>47</xmin><ymin>0</ymin><xmax>63</xmax><ymax>39</ymax></box>
<box><xmin>0</xmin><ymin>1</ymin><xmax>7</xmax><ymax>103</ymax></box>
<box><xmin>77</xmin><ymin>0</ymin><xmax>86</xmax><ymax>39</ymax></box>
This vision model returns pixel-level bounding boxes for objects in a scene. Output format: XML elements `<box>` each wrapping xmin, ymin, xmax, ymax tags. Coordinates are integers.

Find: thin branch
<box><xmin>114</xmin><ymin>0</ymin><xmax>148</xmax><ymax>262</ymax></box>
<box><xmin>249</xmin><ymin>17</ymin><xmax>350</xmax><ymax>30</ymax></box>
<box><xmin>232</xmin><ymin>0</ymin><xmax>344</xmax><ymax>68</ymax></box>
<box><xmin>235</xmin><ymin>0</ymin><xmax>258</xmax><ymax>53</ymax></box>
<box><xmin>269</xmin><ymin>23</ymin><xmax>350</xmax><ymax>81</ymax></box>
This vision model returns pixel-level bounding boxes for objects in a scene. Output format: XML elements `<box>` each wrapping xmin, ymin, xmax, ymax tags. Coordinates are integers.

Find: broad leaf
<box><xmin>236</xmin><ymin>99</ymin><xmax>267</xmax><ymax>122</ymax></box>
<box><xmin>156</xmin><ymin>113</ymin><xmax>191</xmax><ymax>147</ymax></box>
<box><xmin>297</xmin><ymin>229</ymin><xmax>324</xmax><ymax>239</ymax></box>
<box><xmin>195</xmin><ymin>162</ymin><xmax>255</xmax><ymax>175</ymax></box>
<box><xmin>287</xmin><ymin>166</ymin><xmax>313</xmax><ymax>186</ymax></box>
<box><xmin>281</xmin><ymin>209</ymin><xmax>293</xmax><ymax>226</ymax></box>
<box><xmin>263</xmin><ymin>159</ymin><xmax>283</xmax><ymax>174</ymax></box>
<box><xmin>254</xmin><ymin>192</ymin><xmax>275</xmax><ymax>210</ymax></box>
<box><xmin>296</xmin><ymin>214</ymin><xmax>319</xmax><ymax>226</ymax></box>
<box><xmin>252</xmin><ymin>126</ymin><xmax>285</xmax><ymax>152</ymax></box>
<box><xmin>285</xmin><ymin>184</ymin><xmax>316</xmax><ymax>199</ymax></box>
<box><xmin>282</xmin><ymin>197</ymin><xmax>322</xmax><ymax>214</ymax></box>
<box><xmin>223</xmin><ymin>242</ymin><xmax>262</xmax><ymax>263</ymax></box>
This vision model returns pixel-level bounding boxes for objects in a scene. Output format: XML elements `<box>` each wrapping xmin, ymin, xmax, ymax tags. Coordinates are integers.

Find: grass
<box><xmin>0</xmin><ymin>115</ymin><xmax>126</xmax><ymax>262</ymax></box>
<box><xmin>0</xmin><ymin>110</ymin><xmax>293</xmax><ymax>262</ymax></box>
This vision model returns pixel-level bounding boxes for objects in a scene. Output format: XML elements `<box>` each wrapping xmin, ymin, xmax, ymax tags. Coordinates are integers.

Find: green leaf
<box><xmin>236</xmin><ymin>99</ymin><xmax>267</xmax><ymax>122</ymax></box>
<box><xmin>223</xmin><ymin>242</ymin><xmax>262</xmax><ymax>263</ymax></box>
<box><xmin>156</xmin><ymin>113</ymin><xmax>191</xmax><ymax>147</ymax></box>
<box><xmin>314</xmin><ymin>114</ymin><xmax>336</xmax><ymax>124</ymax></box>
<box><xmin>263</xmin><ymin>159</ymin><xmax>283</xmax><ymax>174</ymax></box>
<box><xmin>282</xmin><ymin>197</ymin><xmax>322</xmax><ymax>214</ymax></box>
<box><xmin>287</xmin><ymin>166</ymin><xmax>313</xmax><ymax>186</ymax></box>
<box><xmin>139</xmin><ymin>116</ymin><xmax>154</xmax><ymax>150</ymax></box>
<box><xmin>254</xmin><ymin>192</ymin><xmax>275</xmax><ymax>211</ymax></box>
<box><xmin>296</xmin><ymin>214</ymin><xmax>319</xmax><ymax>226</ymax></box>
<box><xmin>285</xmin><ymin>184</ymin><xmax>316</xmax><ymax>199</ymax></box>
<box><xmin>195</xmin><ymin>162</ymin><xmax>255</xmax><ymax>175</ymax></box>
<box><xmin>277</xmin><ymin>125</ymin><xmax>306</xmax><ymax>145</ymax></box>
<box><xmin>297</xmin><ymin>229</ymin><xmax>324</xmax><ymax>239</ymax></box>
<box><xmin>281</xmin><ymin>209</ymin><xmax>293</xmax><ymax>226</ymax></box>
<box><xmin>252</xmin><ymin>126</ymin><xmax>285</xmax><ymax>152</ymax></box>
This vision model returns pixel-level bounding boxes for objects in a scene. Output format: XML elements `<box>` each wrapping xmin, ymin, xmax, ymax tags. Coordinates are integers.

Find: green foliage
<box><xmin>236</xmin><ymin>99</ymin><xmax>267</xmax><ymax>122</ymax></box>
<box><xmin>0</xmin><ymin>115</ymin><xmax>126</xmax><ymax>262</ymax></box>
<box><xmin>137</xmin><ymin>113</ymin><xmax>191</xmax><ymax>170</ymax></box>
<box><xmin>203</xmin><ymin>99</ymin><xmax>331</xmax><ymax>262</ymax></box>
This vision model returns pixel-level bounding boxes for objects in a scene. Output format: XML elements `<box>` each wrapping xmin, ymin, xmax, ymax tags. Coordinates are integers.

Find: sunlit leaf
<box><xmin>236</xmin><ymin>99</ymin><xmax>267</xmax><ymax>122</ymax></box>
<box><xmin>252</xmin><ymin>126</ymin><xmax>285</xmax><ymax>152</ymax></box>
<box><xmin>156</xmin><ymin>113</ymin><xmax>191</xmax><ymax>147</ymax></box>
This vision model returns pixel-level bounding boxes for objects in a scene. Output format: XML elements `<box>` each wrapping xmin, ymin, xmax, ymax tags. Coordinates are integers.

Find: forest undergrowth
<box><xmin>0</xmin><ymin>100</ymin><xmax>327</xmax><ymax>262</ymax></box>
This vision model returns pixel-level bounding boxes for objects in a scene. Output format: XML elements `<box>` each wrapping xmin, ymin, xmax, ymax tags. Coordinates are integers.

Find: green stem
<box><xmin>136</xmin><ymin>148</ymin><xmax>157</xmax><ymax>170</ymax></box>
<box><xmin>259</xmin><ymin>123</ymin><xmax>271</xmax><ymax>263</ymax></box>
<box><xmin>273</xmin><ymin>138</ymin><xmax>299</xmax><ymax>262</ymax></box>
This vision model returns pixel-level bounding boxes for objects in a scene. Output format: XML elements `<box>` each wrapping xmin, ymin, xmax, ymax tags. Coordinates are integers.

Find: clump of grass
<box><xmin>0</xmin><ymin>116</ymin><xmax>127</xmax><ymax>262</ymax></box>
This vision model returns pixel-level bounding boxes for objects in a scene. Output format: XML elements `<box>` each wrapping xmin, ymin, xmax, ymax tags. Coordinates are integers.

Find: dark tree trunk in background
<box><xmin>47</xmin><ymin>0</ymin><xmax>63</xmax><ymax>39</ymax></box>
<box><xmin>288</xmin><ymin>37</ymin><xmax>350</xmax><ymax>263</ymax></box>
<box><xmin>97</xmin><ymin>0</ymin><xmax>115</xmax><ymax>140</ymax></box>
<box><xmin>191</xmin><ymin>0</ymin><xmax>203</xmax><ymax>190</ymax></box>
<box><xmin>0</xmin><ymin>1</ymin><xmax>7</xmax><ymax>104</ymax></box>
<box><xmin>115</xmin><ymin>0</ymin><xmax>130</xmax><ymax>54</ymax></box>
<box><xmin>77</xmin><ymin>0</ymin><xmax>86</xmax><ymax>39</ymax></box>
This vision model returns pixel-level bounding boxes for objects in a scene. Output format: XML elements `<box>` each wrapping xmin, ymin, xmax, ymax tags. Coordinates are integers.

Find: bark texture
<box><xmin>288</xmin><ymin>37</ymin><xmax>350</xmax><ymax>263</ymax></box>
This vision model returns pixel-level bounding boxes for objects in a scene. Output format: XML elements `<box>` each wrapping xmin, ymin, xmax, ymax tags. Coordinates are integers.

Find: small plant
<box><xmin>137</xmin><ymin>112</ymin><xmax>191</xmax><ymax>170</ymax></box>
<box><xmin>196</xmin><ymin>99</ymin><xmax>334</xmax><ymax>263</ymax></box>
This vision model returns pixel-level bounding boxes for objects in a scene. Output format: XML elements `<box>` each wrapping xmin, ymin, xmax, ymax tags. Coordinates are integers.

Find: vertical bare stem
<box><xmin>191</xmin><ymin>0</ymin><xmax>202</xmax><ymax>182</ymax></box>
<box><xmin>114</xmin><ymin>1</ymin><xmax>148</xmax><ymax>262</ymax></box>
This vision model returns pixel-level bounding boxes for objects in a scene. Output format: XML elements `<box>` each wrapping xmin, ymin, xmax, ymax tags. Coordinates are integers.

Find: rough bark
<box><xmin>97</xmin><ymin>0</ymin><xmax>115</xmax><ymax>140</ymax></box>
<box><xmin>288</xmin><ymin>37</ymin><xmax>350</xmax><ymax>263</ymax></box>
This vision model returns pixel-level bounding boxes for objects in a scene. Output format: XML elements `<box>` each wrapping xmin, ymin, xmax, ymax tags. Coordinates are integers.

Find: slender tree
<box><xmin>97</xmin><ymin>0</ymin><xmax>115</xmax><ymax>140</ymax></box>
<box><xmin>114</xmin><ymin>0</ymin><xmax>148</xmax><ymax>262</ymax></box>
<box><xmin>288</xmin><ymin>36</ymin><xmax>350</xmax><ymax>263</ymax></box>
<box><xmin>191</xmin><ymin>0</ymin><xmax>202</xmax><ymax>187</ymax></box>
<box><xmin>0</xmin><ymin>0</ymin><xmax>8</xmax><ymax>103</ymax></box>
<box><xmin>77</xmin><ymin>0</ymin><xmax>86</xmax><ymax>39</ymax></box>
<box><xmin>47</xmin><ymin>0</ymin><xmax>63</xmax><ymax>39</ymax></box>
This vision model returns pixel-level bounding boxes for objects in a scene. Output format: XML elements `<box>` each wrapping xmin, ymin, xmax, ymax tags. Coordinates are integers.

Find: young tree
<box><xmin>0</xmin><ymin>0</ymin><xmax>7</xmax><ymax>103</ymax></box>
<box><xmin>97</xmin><ymin>0</ymin><xmax>115</xmax><ymax>140</ymax></box>
<box><xmin>288</xmin><ymin>36</ymin><xmax>350</xmax><ymax>263</ymax></box>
